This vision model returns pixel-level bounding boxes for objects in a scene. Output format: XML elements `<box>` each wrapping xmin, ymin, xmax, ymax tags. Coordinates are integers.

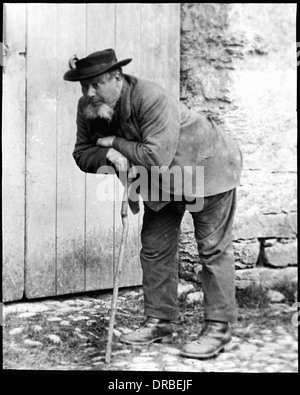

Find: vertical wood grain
<box><xmin>115</xmin><ymin>3</ymin><xmax>143</xmax><ymax>287</ymax></box>
<box><xmin>115</xmin><ymin>3</ymin><xmax>141</xmax><ymax>76</ymax></box>
<box><xmin>25</xmin><ymin>3</ymin><xmax>58</xmax><ymax>298</ymax></box>
<box><xmin>2</xmin><ymin>3</ymin><xmax>26</xmax><ymax>302</ymax></box>
<box><xmin>85</xmin><ymin>3</ymin><xmax>116</xmax><ymax>291</ymax></box>
<box><xmin>141</xmin><ymin>3</ymin><xmax>180</xmax><ymax>98</ymax></box>
<box><xmin>56</xmin><ymin>4</ymin><xmax>86</xmax><ymax>295</ymax></box>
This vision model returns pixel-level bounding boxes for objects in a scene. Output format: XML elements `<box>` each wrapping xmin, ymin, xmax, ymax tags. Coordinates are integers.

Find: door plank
<box><xmin>115</xmin><ymin>3</ymin><xmax>143</xmax><ymax>287</ymax></box>
<box><xmin>115</xmin><ymin>3</ymin><xmax>141</xmax><ymax>76</ymax></box>
<box><xmin>85</xmin><ymin>3</ymin><xmax>116</xmax><ymax>291</ymax></box>
<box><xmin>25</xmin><ymin>4</ymin><xmax>58</xmax><ymax>298</ymax></box>
<box><xmin>141</xmin><ymin>3</ymin><xmax>180</xmax><ymax>97</ymax></box>
<box><xmin>2</xmin><ymin>3</ymin><xmax>26</xmax><ymax>302</ymax></box>
<box><xmin>56</xmin><ymin>4</ymin><xmax>86</xmax><ymax>295</ymax></box>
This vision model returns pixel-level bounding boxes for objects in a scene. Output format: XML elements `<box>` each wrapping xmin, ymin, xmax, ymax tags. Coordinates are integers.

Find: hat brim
<box><xmin>63</xmin><ymin>58</ymin><xmax>132</xmax><ymax>81</ymax></box>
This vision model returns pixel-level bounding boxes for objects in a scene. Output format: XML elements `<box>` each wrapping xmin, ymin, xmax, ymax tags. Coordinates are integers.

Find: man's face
<box><xmin>80</xmin><ymin>72</ymin><xmax>122</xmax><ymax>121</ymax></box>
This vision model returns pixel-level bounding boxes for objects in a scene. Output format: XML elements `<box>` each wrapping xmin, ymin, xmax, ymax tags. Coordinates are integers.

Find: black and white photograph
<box><xmin>1</xmin><ymin>2</ymin><xmax>298</xmax><ymax>378</ymax></box>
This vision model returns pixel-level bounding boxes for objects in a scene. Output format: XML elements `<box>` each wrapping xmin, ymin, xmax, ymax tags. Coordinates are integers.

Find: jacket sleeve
<box><xmin>112</xmin><ymin>91</ymin><xmax>181</xmax><ymax>170</ymax></box>
<box><xmin>72</xmin><ymin>99</ymin><xmax>110</xmax><ymax>174</ymax></box>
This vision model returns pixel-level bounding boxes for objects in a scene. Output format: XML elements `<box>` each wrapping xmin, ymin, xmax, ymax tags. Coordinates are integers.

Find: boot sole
<box><xmin>180</xmin><ymin>343</ymin><xmax>230</xmax><ymax>360</ymax></box>
<box><xmin>119</xmin><ymin>334</ymin><xmax>173</xmax><ymax>346</ymax></box>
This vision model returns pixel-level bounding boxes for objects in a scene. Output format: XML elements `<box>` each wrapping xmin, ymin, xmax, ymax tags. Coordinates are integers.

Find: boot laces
<box><xmin>195</xmin><ymin>322</ymin><xmax>212</xmax><ymax>345</ymax></box>
<box><xmin>136</xmin><ymin>318</ymin><xmax>157</xmax><ymax>332</ymax></box>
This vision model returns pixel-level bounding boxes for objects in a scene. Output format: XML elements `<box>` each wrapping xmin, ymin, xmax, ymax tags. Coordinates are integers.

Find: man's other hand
<box><xmin>106</xmin><ymin>148</ymin><xmax>130</xmax><ymax>173</ymax></box>
<box><xmin>97</xmin><ymin>136</ymin><xmax>115</xmax><ymax>147</ymax></box>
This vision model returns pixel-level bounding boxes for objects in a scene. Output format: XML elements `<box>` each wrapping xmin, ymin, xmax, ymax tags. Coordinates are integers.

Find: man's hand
<box><xmin>106</xmin><ymin>148</ymin><xmax>130</xmax><ymax>173</ymax></box>
<box><xmin>97</xmin><ymin>136</ymin><xmax>116</xmax><ymax>148</ymax></box>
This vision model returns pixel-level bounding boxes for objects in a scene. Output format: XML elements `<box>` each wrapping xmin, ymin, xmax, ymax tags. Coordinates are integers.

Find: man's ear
<box><xmin>115</xmin><ymin>70</ymin><xmax>122</xmax><ymax>81</ymax></box>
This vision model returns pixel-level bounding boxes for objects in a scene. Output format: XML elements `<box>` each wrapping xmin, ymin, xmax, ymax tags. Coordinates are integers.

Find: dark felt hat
<box><xmin>63</xmin><ymin>48</ymin><xmax>132</xmax><ymax>81</ymax></box>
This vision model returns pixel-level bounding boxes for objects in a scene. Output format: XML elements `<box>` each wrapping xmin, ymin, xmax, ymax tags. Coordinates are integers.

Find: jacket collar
<box><xmin>119</xmin><ymin>74</ymin><xmax>134</xmax><ymax>122</ymax></box>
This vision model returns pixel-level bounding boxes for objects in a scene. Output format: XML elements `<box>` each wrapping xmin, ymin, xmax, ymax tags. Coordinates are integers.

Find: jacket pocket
<box><xmin>197</xmin><ymin>116</ymin><xmax>216</xmax><ymax>159</ymax></box>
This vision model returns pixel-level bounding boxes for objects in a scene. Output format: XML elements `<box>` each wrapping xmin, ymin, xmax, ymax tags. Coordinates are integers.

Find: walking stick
<box><xmin>105</xmin><ymin>173</ymin><xmax>129</xmax><ymax>364</ymax></box>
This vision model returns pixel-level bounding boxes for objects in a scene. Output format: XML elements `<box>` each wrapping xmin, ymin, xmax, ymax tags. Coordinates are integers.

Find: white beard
<box><xmin>82</xmin><ymin>102</ymin><xmax>115</xmax><ymax>122</ymax></box>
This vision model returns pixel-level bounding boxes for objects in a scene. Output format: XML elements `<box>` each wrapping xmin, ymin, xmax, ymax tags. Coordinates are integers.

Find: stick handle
<box><xmin>105</xmin><ymin>177</ymin><xmax>129</xmax><ymax>364</ymax></box>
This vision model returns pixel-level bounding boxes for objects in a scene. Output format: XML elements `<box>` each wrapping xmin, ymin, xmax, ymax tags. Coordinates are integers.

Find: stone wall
<box><xmin>179</xmin><ymin>3</ymin><xmax>297</xmax><ymax>293</ymax></box>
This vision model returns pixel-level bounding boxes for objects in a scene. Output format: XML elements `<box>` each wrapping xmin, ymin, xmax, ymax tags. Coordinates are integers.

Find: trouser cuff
<box><xmin>144</xmin><ymin>306</ymin><xmax>178</xmax><ymax>322</ymax></box>
<box><xmin>204</xmin><ymin>310</ymin><xmax>237</xmax><ymax>324</ymax></box>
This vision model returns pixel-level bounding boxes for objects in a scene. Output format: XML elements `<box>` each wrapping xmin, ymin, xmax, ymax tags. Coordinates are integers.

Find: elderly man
<box><xmin>64</xmin><ymin>48</ymin><xmax>242</xmax><ymax>359</ymax></box>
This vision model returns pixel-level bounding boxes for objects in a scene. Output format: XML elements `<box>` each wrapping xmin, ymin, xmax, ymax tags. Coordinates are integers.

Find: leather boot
<box><xmin>119</xmin><ymin>317</ymin><xmax>173</xmax><ymax>345</ymax></box>
<box><xmin>180</xmin><ymin>321</ymin><xmax>231</xmax><ymax>359</ymax></box>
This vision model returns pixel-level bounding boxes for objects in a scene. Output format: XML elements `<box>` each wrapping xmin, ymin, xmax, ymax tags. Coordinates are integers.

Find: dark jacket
<box><xmin>73</xmin><ymin>74</ymin><xmax>242</xmax><ymax>211</ymax></box>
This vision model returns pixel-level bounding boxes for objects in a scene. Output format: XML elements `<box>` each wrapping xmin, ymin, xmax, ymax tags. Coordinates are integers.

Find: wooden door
<box><xmin>2</xmin><ymin>3</ymin><xmax>180</xmax><ymax>301</ymax></box>
<box><xmin>2</xmin><ymin>4</ymin><xmax>26</xmax><ymax>302</ymax></box>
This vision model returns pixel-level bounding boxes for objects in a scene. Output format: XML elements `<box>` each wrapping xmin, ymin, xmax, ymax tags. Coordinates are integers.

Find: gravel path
<box><xmin>2</xmin><ymin>288</ymin><xmax>298</xmax><ymax>372</ymax></box>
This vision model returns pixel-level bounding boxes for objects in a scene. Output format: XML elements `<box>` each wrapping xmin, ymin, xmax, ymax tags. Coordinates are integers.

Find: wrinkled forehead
<box><xmin>79</xmin><ymin>75</ymin><xmax>102</xmax><ymax>86</ymax></box>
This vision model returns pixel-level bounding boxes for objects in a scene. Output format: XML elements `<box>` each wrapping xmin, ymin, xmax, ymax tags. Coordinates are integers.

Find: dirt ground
<box><xmin>2</xmin><ymin>286</ymin><xmax>299</xmax><ymax>372</ymax></box>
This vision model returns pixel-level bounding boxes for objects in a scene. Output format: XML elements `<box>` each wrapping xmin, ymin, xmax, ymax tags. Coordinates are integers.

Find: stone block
<box><xmin>186</xmin><ymin>291</ymin><xmax>204</xmax><ymax>305</ymax></box>
<box><xmin>179</xmin><ymin>231</ymin><xmax>198</xmax><ymax>255</ymax></box>
<box><xmin>233</xmin><ymin>213</ymin><xmax>297</xmax><ymax>240</ymax></box>
<box><xmin>267</xmin><ymin>290</ymin><xmax>285</xmax><ymax>303</ymax></box>
<box><xmin>9</xmin><ymin>327</ymin><xmax>24</xmax><ymax>336</ymax></box>
<box><xmin>259</xmin><ymin>267</ymin><xmax>297</xmax><ymax>289</ymax></box>
<box><xmin>263</xmin><ymin>239</ymin><xmax>297</xmax><ymax>267</ymax></box>
<box><xmin>45</xmin><ymin>334</ymin><xmax>62</xmax><ymax>344</ymax></box>
<box><xmin>237</xmin><ymin>171</ymin><xmax>297</xmax><ymax>215</ymax></box>
<box><xmin>233</xmin><ymin>239</ymin><xmax>260</xmax><ymax>268</ymax></box>
<box><xmin>235</xmin><ymin>268</ymin><xmax>261</xmax><ymax>289</ymax></box>
<box><xmin>178</xmin><ymin>261</ymin><xmax>202</xmax><ymax>284</ymax></box>
<box><xmin>178</xmin><ymin>283</ymin><xmax>195</xmax><ymax>301</ymax></box>
<box><xmin>24</xmin><ymin>339</ymin><xmax>43</xmax><ymax>348</ymax></box>
<box><xmin>235</xmin><ymin>267</ymin><xmax>297</xmax><ymax>290</ymax></box>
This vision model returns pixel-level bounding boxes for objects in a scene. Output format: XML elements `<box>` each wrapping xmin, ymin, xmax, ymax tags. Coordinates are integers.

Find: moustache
<box><xmin>82</xmin><ymin>101</ymin><xmax>114</xmax><ymax>122</ymax></box>
<box><xmin>88</xmin><ymin>99</ymin><xmax>104</xmax><ymax>106</ymax></box>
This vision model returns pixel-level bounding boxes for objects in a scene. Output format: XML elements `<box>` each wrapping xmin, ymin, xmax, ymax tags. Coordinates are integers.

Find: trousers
<box><xmin>140</xmin><ymin>188</ymin><xmax>237</xmax><ymax>324</ymax></box>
